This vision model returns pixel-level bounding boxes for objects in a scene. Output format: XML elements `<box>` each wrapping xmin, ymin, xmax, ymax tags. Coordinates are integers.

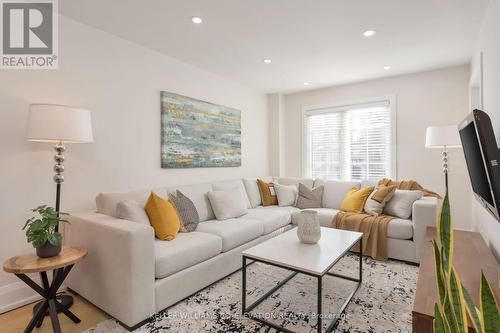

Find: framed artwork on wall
<box><xmin>160</xmin><ymin>91</ymin><xmax>241</xmax><ymax>168</ymax></box>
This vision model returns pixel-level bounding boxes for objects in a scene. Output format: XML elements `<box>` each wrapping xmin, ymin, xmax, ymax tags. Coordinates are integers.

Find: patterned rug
<box><xmin>85</xmin><ymin>254</ymin><xmax>418</xmax><ymax>333</ymax></box>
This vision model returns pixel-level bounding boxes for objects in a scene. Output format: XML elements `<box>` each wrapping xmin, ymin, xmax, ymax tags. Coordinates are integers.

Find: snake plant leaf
<box><xmin>437</xmin><ymin>191</ymin><xmax>453</xmax><ymax>273</ymax></box>
<box><xmin>480</xmin><ymin>272</ymin><xmax>500</xmax><ymax>333</ymax></box>
<box><xmin>448</xmin><ymin>268</ymin><xmax>468</xmax><ymax>332</ymax></box>
<box><xmin>462</xmin><ymin>283</ymin><xmax>483</xmax><ymax>333</ymax></box>
<box><xmin>434</xmin><ymin>303</ymin><xmax>449</xmax><ymax>333</ymax></box>
<box><xmin>433</xmin><ymin>240</ymin><xmax>447</xmax><ymax>305</ymax></box>
<box><xmin>444</xmin><ymin>289</ymin><xmax>460</xmax><ymax>333</ymax></box>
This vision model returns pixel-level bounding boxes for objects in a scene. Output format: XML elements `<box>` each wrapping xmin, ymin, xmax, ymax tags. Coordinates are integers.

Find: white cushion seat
<box><xmin>291</xmin><ymin>208</ymin><xmax>414</xmax><ymax>240</ymax></box>
<box><xmin>196</xmin><ymin>218</ymin><xmax>264</xmax><ymax>252</ymax></box>
<box><xmin>387</xmin><ymin>218</ymin><xmax>413</xmax><ymax>240</ymax></box>
<box><xmin>291</xmin><ymin>208</ymin><xmax>340</xmax><ymax>227</ymax></box>
<box><xmin>154</xmin><ymin>232</ymin><xmax>222</xmax><ymax>279</ymax></box>
<box><xmin>245</xmin><ymin>208</ymin><xmax>291</xmax><ymax>234</ymax></box>
<box><xmin>255</xmin><ymin>205</ymin><xmax>301</xmax><ymax>214</ymax></box>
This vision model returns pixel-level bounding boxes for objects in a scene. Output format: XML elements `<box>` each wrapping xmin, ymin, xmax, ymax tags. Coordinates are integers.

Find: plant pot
<box><xmin>36</xmin><ymin>242</ymin><xmax>62</xmax><ymax>258</ymax></box>
<box><xmin>297</xmin><ymin>210</ymin><xmax>321</xmax><ymax>244</ymax></box>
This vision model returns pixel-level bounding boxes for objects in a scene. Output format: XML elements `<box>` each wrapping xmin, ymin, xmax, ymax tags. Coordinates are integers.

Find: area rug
<box><xmin>84</xmin><ymin>254</ymin><xmax>418</xmax><ymax>333</ymax></box>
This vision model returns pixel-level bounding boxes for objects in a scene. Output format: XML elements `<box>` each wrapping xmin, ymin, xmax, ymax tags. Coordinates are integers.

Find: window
<box><xmin>303</xmin><ymin>99</ymin><xmax>395</xmax><ymax>181</ymax></box>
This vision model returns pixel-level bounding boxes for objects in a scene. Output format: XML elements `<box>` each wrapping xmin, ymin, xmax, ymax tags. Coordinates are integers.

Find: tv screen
<box><xmin>459</xmin><ymin>122</ymin><xmax>494</xmax><ymax>206</ymax></box>
<box><xmin>459</xmin><ymin>109</ymin><xmax>500</xmax><ymax>221</ymax></box>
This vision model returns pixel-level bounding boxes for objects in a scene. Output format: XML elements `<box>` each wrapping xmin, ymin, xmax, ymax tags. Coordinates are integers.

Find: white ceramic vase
<box><xmin>297</xmin><ymin>210</ymin><xmax>321</xmax><ymax>244</ymax></box>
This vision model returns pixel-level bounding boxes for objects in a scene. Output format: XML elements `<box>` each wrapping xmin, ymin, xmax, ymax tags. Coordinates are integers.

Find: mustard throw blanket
<box><xmin>378</xmin><ymin>178</ymin><xmax>442</xmax><ymax>198</ymax></box>
<box><xmin>332</xmin><ymin>212</ymin><xmax>395</xmax><ymax>261</ymax></box>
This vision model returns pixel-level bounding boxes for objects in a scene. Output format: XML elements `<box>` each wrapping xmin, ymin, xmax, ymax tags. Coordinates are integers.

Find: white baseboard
<box><xmin>0</xmin><ymin>273</ymin><xmax>66</xmax><ymax>314</ymax></box>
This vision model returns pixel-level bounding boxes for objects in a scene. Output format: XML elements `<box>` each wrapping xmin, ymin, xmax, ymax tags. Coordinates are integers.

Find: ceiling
<box><xmin>60</xmin><ymin>0</ymin><xmax>488</xmax><ymax>94</ymax></box>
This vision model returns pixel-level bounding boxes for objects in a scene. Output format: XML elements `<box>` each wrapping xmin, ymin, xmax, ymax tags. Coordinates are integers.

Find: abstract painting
<box><xmin>161</xmin><ymin>91</ymin><xmax>241</xmax><ymax>168</ymax></box>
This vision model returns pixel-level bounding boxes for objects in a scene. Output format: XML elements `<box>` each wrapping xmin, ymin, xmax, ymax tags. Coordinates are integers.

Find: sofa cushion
<box><xmin>207</xmin><ymin>189</ymin><xmax>248</xmax><ymax>220</ymax></box>
<box><xmin>291</xmin><ymin>208</ymin><xmax>340</xmax><ymax>227</ymax></box>
<box><xmin>274</xmin><ymin>183</ymin><xmax>298</xmax><ymax>207</ymax></box>
<box><xmin>274</xmin><ymin>177</ymin><xmax>314</xmax><ymax>188</ymax></box>
<box><xmin>291</xmin><ymin>209</ymin><xmax>413</xmax><ymax>240</ymax></box>
<box><xmin>296</xmin><ymin>183</ymin><xmax>324</xmax><ymax>209</ymax></box>
<box><xmin>196</xmin><ymin>218</ymin><xmax>264</xmax><ymax>252</ymax></box>
<box><xmin>313</xmin><ymin>179</ymin><xmax>361</xmax><ymax>209</ymax></box>
<box><xmin>245</xmin><ymin>208</ymin><xmax>291</xmax><ymax>234</ymax></box>
<box><xmin>96</xmin><ymin>188</ymin><xmax>167</xmax><ymax>217</ymax></box>
<box><xmin>167</xmin><ymin>183</ymin><xmax>214</xmax><ymax>222</ymax></box>
<box><xmin>243</xmin><ymin>178</ymin><xmax>265</xmax><ymax>208</ymax></box>
<box><xmin>116</xmin><ymin>200</ymin><xmax>150</xmax><ymax>225</ymax></box>
<box><xmin>154</xmin><ymin>232</ymin><xmax>222</xmax><ymax>279</ymax></box>
<box><xmin>255</xmin><ymin>205</ymin><xmax>301</xmax><ymax>215</ymax></box>
<box><xmin>384</xmin><ymin>190</ymin><xmax>423</xmax><ymax>219</ymax></box>
<box><xmin>387</xmin><ymin>219</ymin><xmax>413</xmax><ymax>240</ymax></box>
<box><xmin>212</xmin><ymin>179</ymin><xmax>251</xmax><ymax>208</ymax></box>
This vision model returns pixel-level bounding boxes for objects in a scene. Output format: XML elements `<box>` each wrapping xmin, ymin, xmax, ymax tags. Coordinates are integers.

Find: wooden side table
<box><xmin>3</xmin><ymin>246</ymin><xmax>87</xmax><ymax>333</ymax></box>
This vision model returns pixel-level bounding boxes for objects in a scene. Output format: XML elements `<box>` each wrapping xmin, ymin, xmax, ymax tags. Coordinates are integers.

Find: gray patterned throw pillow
<box><xmin>169</xmin><ymin>190</ymin><xmax>200</xmax><ymax>232</ymax></box>
<box><xmin>296</xmin><ymin>183</ymin><xmax>324</xmax><ymax>209</ymax></box>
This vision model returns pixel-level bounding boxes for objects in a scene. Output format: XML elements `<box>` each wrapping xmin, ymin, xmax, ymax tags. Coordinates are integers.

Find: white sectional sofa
<box><xmin>64</xmin><ymin>177</ymin><xmax>437</xmax><ymax>330</ymax></box>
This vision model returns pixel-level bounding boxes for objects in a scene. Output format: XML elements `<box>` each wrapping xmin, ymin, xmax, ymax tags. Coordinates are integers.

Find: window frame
<box><xmin>301</xmin><ymin>95</ymin><xmax>397</xmax><ymax>180</ymax></box>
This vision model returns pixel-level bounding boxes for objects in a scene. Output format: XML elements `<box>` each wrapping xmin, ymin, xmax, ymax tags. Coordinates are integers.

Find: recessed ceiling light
<box><xmin>362</xmin><ymin>30</ymin><xmax>376</xmax><ymax>37</ymax></box>
<box><xmin>303</xmin><ymin>82</ymin><xmax>310</xmax><ymax>86</ymax></box>
<box><xmin>191</xmin><ymin>17</ymin><xmax>203</xmax><ymax>24</ymax></box>
<box><xmin>383</xmin><ymin>65</ymin><xmax>392</xmax><ymax>70</ymax></box>
<box><xmin>263</xmin><ymin>59</ymin><xmax>272</xmax><ymax>64</ymax></box>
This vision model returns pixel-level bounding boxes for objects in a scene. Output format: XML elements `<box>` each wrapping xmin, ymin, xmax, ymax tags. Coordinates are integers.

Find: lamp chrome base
<box><xmin>33</xmin><ymin>294</ymin><xmax>74</xmax><ymax>316</ymax></box>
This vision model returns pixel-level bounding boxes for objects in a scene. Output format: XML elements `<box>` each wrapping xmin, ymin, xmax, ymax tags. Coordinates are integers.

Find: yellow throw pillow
<box><xmin>144</xmin><ymin>192</ymin><xmax>180</xmax><ymax>240</ymax></box>
<box><xmin>340</xmin><ymin>186</ymin><xmax>375</xmax><ymax>213</ymax></box>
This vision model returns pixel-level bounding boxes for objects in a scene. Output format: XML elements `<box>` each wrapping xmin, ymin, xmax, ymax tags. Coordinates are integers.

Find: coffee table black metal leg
<box><xmin>359</xmin><ymin>237</ymin><xmax>363</xmax><ymax>283</ymax></box>
<box><xmin>317</xmin><ymin>276</ymin><xmax>322</xmax><ymax>333</ymax></box>
<box><xmin>242</xmin><ymin>256</ymin><xmax>247</xmax><ymax>315</ymax></box>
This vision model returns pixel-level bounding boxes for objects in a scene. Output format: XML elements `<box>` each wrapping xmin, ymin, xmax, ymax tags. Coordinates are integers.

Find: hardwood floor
<box><xmin>0</xmin><ymin>294</ymin><xmax>108</xmax><ymax>333</ymax></box>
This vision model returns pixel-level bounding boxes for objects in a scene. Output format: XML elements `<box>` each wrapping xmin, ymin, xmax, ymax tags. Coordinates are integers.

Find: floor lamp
<box><xmin>425</xmin><ymin>125</ymin><xmax>462</xmax><ymax>192</ymax></box>
<box><xmin>26</xmin><ymin>104</ymin><xmax>93</xmax><ymax>312</ymax></box>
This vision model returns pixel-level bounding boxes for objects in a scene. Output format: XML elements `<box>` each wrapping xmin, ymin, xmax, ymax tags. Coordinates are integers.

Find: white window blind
<box><xmin>304</xmin><ymin>101</ymin><xmax>394</xmax><ymax>181</ymax></box>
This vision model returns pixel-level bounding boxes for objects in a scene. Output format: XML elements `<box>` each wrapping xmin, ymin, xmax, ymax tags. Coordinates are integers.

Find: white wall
<box><xmin>283</xmin><ymin>65</ymin><xmax>471</xmax><ymax>229</ymax></box>
<box><xmin>0</xmin><ymin>16</ymin><xmax>269</xmax><ymax>312</ymax></box>
<box><xmin>470</xmin><ymin>0</ymin><xmax>500</xmax><ymax>261</ymax></box>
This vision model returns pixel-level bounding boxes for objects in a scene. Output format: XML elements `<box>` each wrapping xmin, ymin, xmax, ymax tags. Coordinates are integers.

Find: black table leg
<box><xmin>15</xmin><ymin>264</ymin><xmax>80</xmax><ymax>333</ymax></box>
<box><xmin>317</xmin><ymin>276</ymin><xmax>322</xmax><ymax>333</ymax></box>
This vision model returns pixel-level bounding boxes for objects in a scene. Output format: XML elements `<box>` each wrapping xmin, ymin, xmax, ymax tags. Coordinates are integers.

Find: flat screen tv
<box><xmin>459</xmin><ymin>109</ymin><xmax>500</xmax><ymax>221</ymax></box>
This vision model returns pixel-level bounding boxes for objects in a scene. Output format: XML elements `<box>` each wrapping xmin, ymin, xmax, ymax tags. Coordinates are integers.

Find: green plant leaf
<box><xmin>32</xmin><ymin>233</ymin><xmax>48</xmax><ymax>248</ymax></box>
<box><xmin>434</xmin><ymin>303</ymin><xmax>449</xmax><ymax>333</ymax></box>
<box><xmin>462</xmin><ymin>283</ymin><xmax>483</xmax><ymax>333</ymax></box>
<box><xmin>47</xmin><ymin>232</ymin><xmax>62</xmax><ymax>246</ymax></box>
<box><xmin>444</xmin><ymin>290</ymin><xmax>460</xmax><ymax>333</ymax></box>
<box><xmin>437</xmin><ymin>191</ymin><xmax>453</xmax><ymax>273</ymax></box>
<box><xmin>433</xmin><ymin>240</ymin><xmax>447</xmax><ymax>306</ymax></box>
<box><xmin>448</xmin><ymin>268</ymin><xmax>468</xmax><ymax>332</ymax></box>
<box><xmin>480</xmin><ymin>272</ymin><xmax>500</xmax><ymax>333</ymax></box>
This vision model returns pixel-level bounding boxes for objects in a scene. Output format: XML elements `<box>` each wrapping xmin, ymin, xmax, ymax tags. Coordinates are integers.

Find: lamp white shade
<box><xmin>425</xmin><ymin>125</ymin><xmax>461</xmax><ymax>149</ymax></box>
<box><xmin>26</xmin><ymin>104</ymin><xmax>93</xmax><ymax>143</ymax></box>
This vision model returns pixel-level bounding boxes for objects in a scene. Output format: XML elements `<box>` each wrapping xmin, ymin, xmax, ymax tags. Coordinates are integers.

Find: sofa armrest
<box><xmin>63</xmin><ymin>212</ymin><xmax>155</xmax><ymax>328</ymax></box>
<box><xmin>412</xmin><ymin>197</ymin><xmax>438</xmax><ymax>261</ymax></box>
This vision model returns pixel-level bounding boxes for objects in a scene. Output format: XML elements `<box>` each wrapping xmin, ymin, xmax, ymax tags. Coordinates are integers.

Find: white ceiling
<box><xmin>60</xmin><ymin>0</ymin><xmax>488</xmax><ymax>94</ymax></box>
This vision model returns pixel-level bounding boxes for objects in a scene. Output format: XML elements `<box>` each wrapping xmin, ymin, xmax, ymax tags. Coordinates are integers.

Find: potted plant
<box><xmin>23</xmin><ymin>205</ymin><xmax>69</xmax><ymax>258</ymax></box>
<box><xmin>433</xmin><ymin>192</ymin><xmax>500</xmax><ymax>332</ymax></box>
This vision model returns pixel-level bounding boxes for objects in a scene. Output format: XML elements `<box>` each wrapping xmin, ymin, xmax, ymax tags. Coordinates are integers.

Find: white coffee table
<box><xmin>242</xmin><ymin>227</ymin><xmax>363</xmax><ymax>333</ymax></box>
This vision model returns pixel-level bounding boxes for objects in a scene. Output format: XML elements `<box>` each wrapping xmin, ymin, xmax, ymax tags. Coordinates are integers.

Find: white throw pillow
<box><xmin>274</xmin><ymin>183</ymin><xmax>298</xmax><ymax>207</ymax></box>
<box><xmin>383</xmin><ymin>190</ymin><xmax>423</xmax><ymax>219</ymax></box>
<box><xmin>116</xmin><ymin>200</ymin><xmax>150</xmax><ymax>225</ymax></box>
<box><xmin>207</xmin><ymin>188</ymin><xmax>248</xmax><ymax>220</ymax></box>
